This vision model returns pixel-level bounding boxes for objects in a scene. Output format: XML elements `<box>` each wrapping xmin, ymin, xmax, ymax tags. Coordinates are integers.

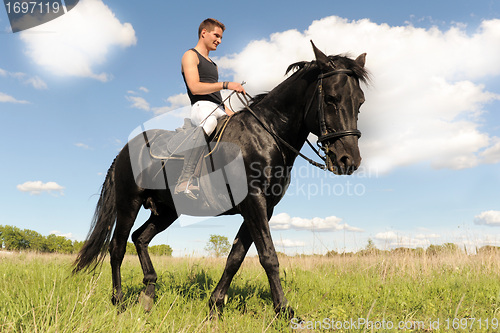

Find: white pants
<box><xmin>190</xmin><ymin>101</ymin><xmax>226</xmax><ymax>136</ymax></box>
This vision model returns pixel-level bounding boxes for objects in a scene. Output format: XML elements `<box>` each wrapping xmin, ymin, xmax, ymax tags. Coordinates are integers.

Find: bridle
<box><xmin>237</xmin><ymin>67</ymin><xmax>362</xmax><ymax>171</ymax></box>
<box><xmin>305</xmin><ymin>68</ymin><xmax>362</xmax><ymax>149</ymax></box>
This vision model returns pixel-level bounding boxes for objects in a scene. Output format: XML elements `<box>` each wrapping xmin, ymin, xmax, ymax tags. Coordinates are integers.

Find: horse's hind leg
<box><xmin>132</xmin><ymin>208</ymin><xmax>178</xmax><ymax>311</ymax></box>
<box><xmin>209</xmin><ymin>221</ymin><xmax>253</xmax><ymax>317</ymax></box>
<box><xmin>110</xmin><ymin>201</ymin><xmax>142</xmax><ymax>308</ymax></box>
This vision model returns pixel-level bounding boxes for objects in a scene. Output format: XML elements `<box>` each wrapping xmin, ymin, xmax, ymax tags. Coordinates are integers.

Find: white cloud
<box><xmin>274</xmin><ymin>238</ymin><xmax>306</xmax><ymax>248</ymax></box>
<box><xmin>374</xmin><ymin>231</ymin><xmax>399</xmax><ymax>241</ymax></box>
<box><xmin>126</xmin><ymin>95</ymin><xmax>150</xmax><ymax>111</ymax></box>
<box><xmin>374</xmin><ymin>230</ymin><xmax>441</xmax><ymax>248</ymax></box>
<box><xmin>269</xmin><ymin>213</ymin><xmax>291</xmax><ymax>230</ymax></box>
<box><xmin>50</xmin><ymin>230</ymin><xmax>74</xmax><ymax>240</ymax></box>
<box><xmin>215</xmin><ymin>16</ymin><xmax>500</xmax><ymax>173</ymax></box>
<box><xmin>269</xmin><ymin>212</ymin><xmax>363</xmax><ymax>232</ymax></box>
<box><xmin>474</xmin><ymin>210</ymin><xmax>500</xmax><ymax>227</ymax></box>
<box><xmin>152</xmin><ymin>93</ymin><xmax>191</xmax><ymax>116</ymax></box>
<box><xmin>19</xmin><ymin>0</ymin><xmax>136</xmax><ymax>81</ymax></box>
<box><xmin>0</xmin><ymin>92</ymin><xmax>29</xmax><ymax>104</ymax></box>
<box><xmin>17</xmin><ymin>181</ymin><xmax>65</xmax><ymax>195</ymax></box>
<box><xmin>415</xmin><ymin>233</ymin><xmax>441</xmax><ymax>240</ymax></box>
<box><xmin>24</xmin><ymin>76</ymin><xmax>48</xmax><ymax>90</ymax></box>
<box><xmin>0</xmin><ymin>67</ymin><xmax>47</xmax><ymax>89</ymax></box>
<box><xmin>480</xmin><ymin>139</ymin><xmax>500</xmax><ymax>164</ymax></box>
<box><xmin>75</xmin><ymin>142</ymin><xmax>90</xmax><ymax>150</ymax></box>
<box><xmin>125</xmin><ymin>90</ymin><xmax>190</xmax><ymax>117</ymax></box>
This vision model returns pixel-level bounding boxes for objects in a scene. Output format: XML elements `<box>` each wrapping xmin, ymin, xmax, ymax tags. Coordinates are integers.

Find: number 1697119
<box><xmin>5</xmin><ymin>1</ymin><xmax>61</xmax><ymax>14</ymax></box>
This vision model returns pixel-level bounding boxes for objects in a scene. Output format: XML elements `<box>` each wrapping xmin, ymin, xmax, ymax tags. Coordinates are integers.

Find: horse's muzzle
<box><xmin>326</xmin><ymin>151</ymin><xmax>361</xmax><ymax>175</ymax></box>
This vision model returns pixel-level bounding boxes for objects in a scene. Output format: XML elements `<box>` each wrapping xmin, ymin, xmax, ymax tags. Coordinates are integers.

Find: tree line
<box><xmin>3</xmin><ymin>226</ymin><xmax>496</xmax><ymax>257</ymax></box>
<box><xmin>0</xmin><ymin>225</ymin><xmax>172</xmax><ymax>256</ymax></box>
<box><xmin>325</xmin><ymin>240</ymin><xmax>500</xmax><ymax>257</ymax></box>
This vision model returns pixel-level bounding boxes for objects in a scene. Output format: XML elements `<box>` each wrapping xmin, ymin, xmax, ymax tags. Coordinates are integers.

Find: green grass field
<box><xmin>1</xmin><ymin>251</ymin><xmax>500</xmax><ymax>332</ymax></box>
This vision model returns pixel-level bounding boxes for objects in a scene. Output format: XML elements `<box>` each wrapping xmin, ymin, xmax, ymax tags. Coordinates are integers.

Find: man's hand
<box><xmin>227</xmin><ymin>82</ymin><xmax>246</xmax><ymax>95</ymax></box>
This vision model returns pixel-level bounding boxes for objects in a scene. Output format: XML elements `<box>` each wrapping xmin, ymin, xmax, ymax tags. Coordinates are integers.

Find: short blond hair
<box><xmin>198</xmin><ymin>18</ymin><xmax>225</xmax><ymax>38</ymax></box>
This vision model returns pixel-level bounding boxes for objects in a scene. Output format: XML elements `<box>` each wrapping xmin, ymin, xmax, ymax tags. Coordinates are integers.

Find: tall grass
<box><xmin>1</xmin><ymin>251</ymin><xmax>500</xmax><ymax>332</ymax></box>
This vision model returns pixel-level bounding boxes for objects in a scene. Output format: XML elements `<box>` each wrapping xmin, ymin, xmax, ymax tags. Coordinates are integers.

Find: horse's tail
<box><xmin>73</xmin><ymin>158</ymin><xmax>117</xmax><ymax>274</ymax></box>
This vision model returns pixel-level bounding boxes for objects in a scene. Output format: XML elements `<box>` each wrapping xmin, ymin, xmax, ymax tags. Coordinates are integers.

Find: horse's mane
<box><xmin>285</xmin><ymin>54</ymin><xmax>370</xmax><ymax>84</ymax></box>
<box><xmin>247</xmin><ymin>54</ymin><xmax>369</xmax><ymax>108</ymax></box>
<box><xmin>249</xmin><ymin>93</ymin><xmax>267</xmax><ymax>107</ymax></box>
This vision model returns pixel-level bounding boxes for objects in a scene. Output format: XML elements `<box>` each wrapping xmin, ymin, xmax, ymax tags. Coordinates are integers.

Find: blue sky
<box><xmin>1</xmin><ymin>0</ymin><xmax>500</xmax><ymax>256</ymax></box>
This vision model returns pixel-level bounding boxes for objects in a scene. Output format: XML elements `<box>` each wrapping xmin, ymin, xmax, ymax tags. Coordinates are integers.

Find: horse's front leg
<box><xmin>209</xmin><ymin>221</ymin><xmax>253</xmax><ymax>318</ymax></box>
<box><xmin>240</xmin><ymin>196</ymin><xmax>295</xmax><ymax>318</ymax></box>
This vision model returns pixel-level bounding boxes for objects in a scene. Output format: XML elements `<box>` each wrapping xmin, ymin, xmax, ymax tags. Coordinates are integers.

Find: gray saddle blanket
<box><xmin>149</xmin><ymin>117</ymin><xmax>228</xmax><ymax>159</ymax></box>
<box><xmin>149</xmin><ymin>119</ymin><xmax>199</xmax><ymax>158</ymax></box>
<box><xmin>129</xmin><ymin>116</ymin><xmax>248</xmax><ymax>216</ymax></box>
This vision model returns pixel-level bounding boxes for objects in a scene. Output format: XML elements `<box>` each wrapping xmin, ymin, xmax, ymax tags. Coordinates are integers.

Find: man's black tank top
<box><xmin>182</xmin><ymin>48</ymin><xmax>223</xmax><ymax>105</ymax></box>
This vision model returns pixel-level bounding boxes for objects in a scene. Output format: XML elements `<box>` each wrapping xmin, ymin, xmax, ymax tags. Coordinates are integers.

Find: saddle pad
<box><xmin>148</xmin><ymin>131</ymin><xmax>177</xmax><ymax>158</ymax></box>
<box><xmin>148</xmin><ymin>118</ymin><xmax>194</xmax><ymax>158</ymax></box>
<box><xmin>149</xmin><ymin>116</ymin><xmax>230</xmax><ymax>159</ymax></box>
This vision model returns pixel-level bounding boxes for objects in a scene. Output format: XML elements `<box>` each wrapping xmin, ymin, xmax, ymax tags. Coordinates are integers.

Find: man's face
<box><xmin>202</xmin><ymin>26</ymin><xmax>223</xmax><ymax>51</ymax></box>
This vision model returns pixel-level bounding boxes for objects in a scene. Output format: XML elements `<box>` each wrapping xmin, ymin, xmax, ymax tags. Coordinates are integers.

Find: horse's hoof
<box><xmin>111</xmin><ymin>293</ymin><xmax>126</xmax><ymax>313</ymax></box>
<box><xmin>208</xmin><ymin>297</ymin><xmax>224</xmax><ymax>320</ymax></box>
<box><xmin>139</xmin><ymin>291</ymin><xmax>154</xmax><ymax>312</ymax></box>
<box><xmin>276</xmin><ymin>306</ymin><xmax>295</xmax><ymax>320</ymax></box>
<box><xmin>209</xmin><ymin>307</ymin><xmax>223</xmax><ymax>320</ymax></box>
<box><xmin>111</xmin><ymin>296</ymin><xmax>126</xmax><ymax>313</ymax></box>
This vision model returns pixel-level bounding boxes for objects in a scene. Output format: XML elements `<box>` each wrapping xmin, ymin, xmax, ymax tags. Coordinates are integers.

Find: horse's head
<box><xmin>306</xmin><ymin>41</ymin><xmax>368</xmax><ymax>175</ymax></box>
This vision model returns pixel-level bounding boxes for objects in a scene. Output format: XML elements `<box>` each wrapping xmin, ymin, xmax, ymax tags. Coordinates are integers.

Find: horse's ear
<box><xmin>355</xmin><ymin>53</ymin><xmax>367</xmax><ymax>68</ymax></box>
<box><xmin>310</xmin><ymin>40</ymin><xmax>330</xmax><ymax>71</ymax></box>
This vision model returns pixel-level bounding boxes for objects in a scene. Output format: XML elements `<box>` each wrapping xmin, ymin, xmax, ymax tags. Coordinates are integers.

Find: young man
<box><xmin>175</xmin><ymin>18</ymin><xmax>246</xmax><ymax>199</ymax></box>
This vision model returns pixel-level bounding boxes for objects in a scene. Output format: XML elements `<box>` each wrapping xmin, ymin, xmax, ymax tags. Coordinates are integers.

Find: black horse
<box><xmin>73</xmin><ymin>41</ymin><xmax>369</xmax><ymax>317</ymax></box>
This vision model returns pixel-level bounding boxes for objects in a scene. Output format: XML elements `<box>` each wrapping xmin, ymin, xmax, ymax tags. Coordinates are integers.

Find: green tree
<box><xmin>0</xmin><ymin>225</ymin><xmax>4</xmax><ymax>249</ymax></box>
<box><xmin>325</xmin><ymin>250</ymin><xmax>339</xmax><ymax>257</ymax></box>
<box><xmin>149</xmin><ymin>244</ymin><xmax>173</xmax><ymax>256</ymax></box>
<box><xmin>22</xmin><ymin>229</ymin><xmax>44</xmax><ymax>252</ymax></box>
<box><xmin>478</xmin><ymin>245</ymin><xmax>500</xmax><ymax>254</ymax></box>
<box><xmin>358</xmin><ymin>238</ymin><xmax>380</xmax><ymax>256</ymax></box>
<box><xmin>2</xmin><ymin>225</ymin><xmax>29</xmax><ymax>250</ymax></box>
<box><xmin>42</xmin><ymin>234</ymin><xmax>73</xmax><ymax>253</ymax></box>
<box><xmin>205</xmin><ymin>234</ymin><xmax>231</xmax><ymax>257</ymax></box>
<box><xmin>365</xmin><ymin>238</ymin><xmax>376</xmax><ymax>251</ymax></box>
<box><xmin>72</xmin><ymin>240</ymin><xmax>84</xmax><ymax>254</ymax></box>
<box><xmin>426</xmin><ymin>243</ymin><xmax>460</xmax><ymax>256</ymax></box>
<box><xmin>126</xmin><ymin>242</ymin><xmax>137</xmax><ymax>255</ymax></box>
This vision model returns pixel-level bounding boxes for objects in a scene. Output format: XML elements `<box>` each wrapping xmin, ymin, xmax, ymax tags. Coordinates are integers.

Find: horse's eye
<box><xmin>325</xmin><ymin>95</ymin><xmax>338</xmax><ymax>105</ymax></box>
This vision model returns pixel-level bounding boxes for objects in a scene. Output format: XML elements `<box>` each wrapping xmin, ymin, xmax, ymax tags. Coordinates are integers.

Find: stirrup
<box><xmin>174</xmin><ymin>177</ymin><xmax>199</xmax><ymax>200</ymax></box>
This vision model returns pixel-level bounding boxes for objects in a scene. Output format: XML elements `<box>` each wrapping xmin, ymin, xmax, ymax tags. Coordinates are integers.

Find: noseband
<box><xmin>308</xmin><ymin>69</ymin><xmax>362</xmax><ymax>148</ymax></box>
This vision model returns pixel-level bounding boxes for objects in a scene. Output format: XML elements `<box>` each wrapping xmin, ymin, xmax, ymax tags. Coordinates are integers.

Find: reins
<box><xmin>236</xmin><ymin>93</ymin><xmax>328</xmax><ymax>170</ymax></box>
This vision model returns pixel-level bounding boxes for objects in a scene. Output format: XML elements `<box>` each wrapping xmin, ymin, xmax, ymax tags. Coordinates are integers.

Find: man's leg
<box><xmin>174</xmin><ymin>126</ymin><xmax>207</xmax><ymax>200</ymax></box>
<box><xmin>175</xmin><ymin>101</ymin><xmax>223</xmax><ymax>200</ymax></box>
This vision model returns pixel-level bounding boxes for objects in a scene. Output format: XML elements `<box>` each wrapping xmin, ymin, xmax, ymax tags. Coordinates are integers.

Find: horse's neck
<box><xmin>260</xmin><ymin>79</ymin><xmax>311</xmax><ymax>149</ymax></box>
